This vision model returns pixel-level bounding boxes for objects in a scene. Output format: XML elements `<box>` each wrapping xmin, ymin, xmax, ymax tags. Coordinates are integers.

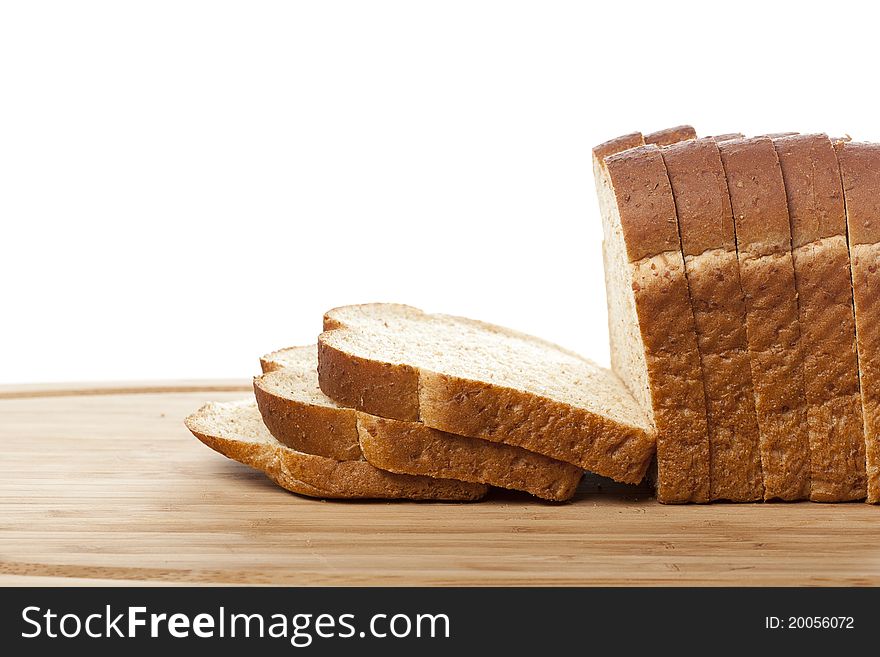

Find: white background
<box><xmin>2</xmin><ymin>0</ymin><xmax>877</xmax><ymax>384</ymax></box>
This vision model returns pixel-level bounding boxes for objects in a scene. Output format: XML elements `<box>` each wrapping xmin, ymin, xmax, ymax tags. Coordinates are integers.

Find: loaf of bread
<box><xmin>183</xmin><ymin>123</ymin><xmax>880</xmax><ymax>506</ymax></box>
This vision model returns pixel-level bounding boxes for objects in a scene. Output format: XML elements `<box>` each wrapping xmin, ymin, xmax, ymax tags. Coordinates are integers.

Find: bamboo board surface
<box><xmin>1</xmin><ymin>382</ymin><xmax>878</xmax><ymax>586</ymax></box>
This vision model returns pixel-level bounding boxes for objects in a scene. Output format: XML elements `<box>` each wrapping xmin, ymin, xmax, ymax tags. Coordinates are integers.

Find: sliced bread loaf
<box><xmin>316</xmin><ymin>304</ymin><xmax>654</xmax><ymax>484</ymax></box>
<box><xmin>257</xmin><ymin>345</ymin><xmax>583</xmax><ymax>501</ymax></box>
<box><xmin>836</xmin><ymin>141</ymin><xmax>880</xmax><ymax>504</ymax></box>
<box><xmin>185</xmin><ymin>400</ymin><xmax>487</xmax><ymax>500</ymax></box>
<box><xmin>774</xmin><ymin>134</ymin><xmax>866</xmax><ymax>501</ymax></box>
<box><xmin>595</xmin><ymin>143</ymin><xmax>711</xmax><ymax>503</ymax></box>
<box><xmin>660</xmin><ymin>137</ymin><xmax>763</xmax><ymax>501</ymax></box>
<box><xmin>717</xmin><ymin>137</ymin><xmax>811</xmax><ymax>500</ymax></box>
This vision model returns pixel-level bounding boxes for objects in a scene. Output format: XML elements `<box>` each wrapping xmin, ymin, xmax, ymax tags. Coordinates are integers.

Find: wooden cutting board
<box><xmin>1</xmin><ymin>382</ymin><xmax>878</xmax><ymax>586</ymax></box>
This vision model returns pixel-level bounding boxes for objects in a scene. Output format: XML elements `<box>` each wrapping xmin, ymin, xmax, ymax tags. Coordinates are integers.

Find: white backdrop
<box><xmin>2</xmin><ymin>1</ymin><xmax>877</xmax><ymax>384</ymax></box>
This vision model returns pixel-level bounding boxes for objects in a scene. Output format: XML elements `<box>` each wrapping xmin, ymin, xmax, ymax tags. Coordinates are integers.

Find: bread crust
<box><xmin>661</xmin><ymin>138</ymin><xmax>763</xmax><ymax>501</ymax></box>
<box><xmin>718</xmin><ymin>137</ymin><xmax>811</xmax><ymax>500</ymax></box>
<box><xmin>185</xmin><ymin>402</ymin><xmax>487</xmax><ymax>501</ymax></box>
<box><xmin>777</xmin><ymin>135</ymin><xmax>850</xmax><ymax>247</ymax></box>
<box><xmin>592</xmin><ymin>132</ymin><xmax>645</xmax><ymax>163</ymax></box>
<box><xmin>604</xmin><ymin>144</ymin><xmax>711</xmax><ymax>503</ymax></box>
<box><xmin>774</xmin><ymin>134</ymin><xmax>866</xmax><ymax>501</ymax></box>
<box><xmin>644</xmin><ymin>125</ymin><xmax>697</xmax><ymax>147</ymax></box>
<box><xmin>318</xmin><ymin>339</ymin><xmax>420</xmax><ymax>422</ymax></box>
<box><xmin>253</xmin><ymin>374</ymin><xmax>362</xmax><ymax>461</ymax></box>
<box><xmin>839</xmin><ymin>142</ymin><xmax>880</xmax><ymax>246</ymax></box>
<box><xmin>417</xmin><ymin>370</ymin><xmax>652</xmax><ymax>484</ymax></box>
<box><xmin>664</xmin><ymin>138</ymin><xmax>736</xmax><ymax>258</ymax></box>
<box><xmin>710</xmin><ymin>133</ymin><xmax>744</xmax><ymax>142</ymax></box>
<box><xmin>837</xmin><ymin>141</ymin><xmax>880</xmax><ymax>503</ymax></box>
<box><xmin>317</xmin><ymin>305</ymin><xmax>655</xmax><ymax>484</ymax></box>
<box><xmin>603</xmin><ymin>146</ymin><xmax>686</xmax><ymax>261</ymax></box>
<box><xmin>356</xmin><ymin>414</ymin><xmax>583</xmax><ymax>501</ymax></box>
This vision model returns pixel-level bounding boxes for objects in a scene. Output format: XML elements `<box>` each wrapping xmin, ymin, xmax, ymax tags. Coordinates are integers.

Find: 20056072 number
<box><xmin>766</xmin><ymin>616</ymin><xmax>854</xmax><ymax>629</ymax></box>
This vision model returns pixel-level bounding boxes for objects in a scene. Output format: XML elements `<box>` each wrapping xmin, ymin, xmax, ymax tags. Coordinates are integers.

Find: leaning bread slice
<box><xmin>709</xmin><ymin>132</ymin><xmax>745</xmax><ymax>142</ymax></box>
<box><xmin>644</xmin><ymin>124</ymin><xmax>697</xmax><ymax>146</ymax></box>
<box><xmin>185</xmin><ymin>400</ymin><xmax>487</xmax><ymax>501</ymax></box>
<box><xmin>591</xmin><ymin>126</ymin><xmax>696</xmax><ymax>230</ymax></box>
<box><xmin>256</xmin><ymin>345</ymin><xmax>583</xmax><ymax>501</ymax></box>
<box><xmin>257</xmin><ymin>345</ymin><xmax>362</xmax><ymax>461</ymax></box>
<box><xmin>595</xmin><ymin>144</ymin><xmax>711</xmax><ymax>503</ymax></box>
<box><xmin>660</xmin><ymin>138</ymin><xmax>763</xmax><ymax>501</ymax></box>
<box><xmin>717</xmin><ymin>137</ymin><xmax>811</xmax><ymax>500</ymax></box>
<box><xmin>774</xmin><ymin>134</ymin><xmax>866</xmax><ymax>502</ymax></box>
<box><xmin>836</xmin><ymin>141</ymin><xmax>880</xmax><ymax>504</ymax></box>
<box><xmin>316</xmin><ymin>304</ymin><xmax>654</xmax><ymax>484</ymax></box>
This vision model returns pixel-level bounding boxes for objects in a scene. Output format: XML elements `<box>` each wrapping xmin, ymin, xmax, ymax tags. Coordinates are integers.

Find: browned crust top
<box><xmin>836</xmin><ymin>141</ymin><xmax>880</xmax><ymax>245</ymax></box>
<box><xmin>592</xmin><ymin>132</ymin><xmax>645</xmax><ymax>164</ymax></box>
<box><xmin>710</xmin><ymin>132</ymin><xmax>744</xmax><ymax>142</ymax></box>
<box><xmin>717</xmin><ymin>137</ymin><xmax>793</xmax><ymax>257</ymax></box>
<box><xmin>605</xmin><ymin>144</ymin><xmax>682</xmax><ymax>262</ymax></box>
<box><xmin>644</xmin><ymin>125</ymin><xmax>697</xmax><ymax>147</ymax></box>
<box><xmin>661</xmin><ymin>138</ymin><xmax>735</xmax><ymax>256</ymax></box>
<box><xmin>773</xmin><ymin>134</ymin><xmax>846</xmax><ymax>247</ymax></box>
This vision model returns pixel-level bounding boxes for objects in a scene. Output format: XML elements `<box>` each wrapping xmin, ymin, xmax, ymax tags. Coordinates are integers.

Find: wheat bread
<box><xmin>256</xmin><ymin>345</ymin><xmax>362</xmax><ymax>461</ymax></box>
<box><xmin>836</xmin><ymin>140</ymin><xmax>880</xmax><ymax>503</ymax></box>
<box><xmin>710</xmin><ymin>133</ymin><xmax>745</xmax><ymax>142</ymax></box>
<box><xmin>774</xmin><ymin>134</ymin><xmax>866</xmax><ymax>501</ymax></box>
<box><xmin>644</xmin><ymin>125</ymin><xmax>697</xmax><ymax>147</ymax></box>
<box><xmin>592</xmin><ymin>132</ymin><xmax>646</xmax><ymax>164</ymax></box>
<box><xmin>717</xmin><ymin>137</ymin><xmax>811</xmax><ymax>500</ymax></box>
<box><xmin>185</xmin><ymin>400</ymin><xmax>487</xmax><ymax>501</ymax></box>
<box><xmin>257</xmin><ymin>345</ymin><xmax>583</xmax><ymax>501</ymax></box>
<box><xmin>660</xmin><ymin>138</ymin><xmax>763</xmax><ymax>501</ymax></box>
<box><xmin>355</xmin><ymin>414</ymin><xmax>583</xmax><ymax>501</ymax></box>
<box><xmin>590</xmin><ymin>125</ymin><xmax>696</xmax><ymax>165</ymax></box>
<box><xmin>595</xmin><ymin>143</ymin><xmax>711</xmax><ymax>503</ymax></box>
<box><xmin>316</xmin><ymin>304</ymin><xmax>654</xmax><ymax>484</ymax></box>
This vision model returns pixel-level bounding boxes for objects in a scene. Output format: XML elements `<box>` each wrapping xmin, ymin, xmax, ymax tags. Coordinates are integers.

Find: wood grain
<box><xmin>1</xmin><ymin>383</ymin><xmax>878</xmax><ymax>586</ymax></box>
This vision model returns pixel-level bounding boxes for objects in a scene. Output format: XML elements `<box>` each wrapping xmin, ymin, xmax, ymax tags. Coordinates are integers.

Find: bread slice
<box><xmin>355</xmin><ymin>414</ymin><xmax>582</xmax><ymax>502</ymax></box>
<box><xmin>256</xmin><ymin>345</ymin><xmax>583</xmax><ymax>501</ymax></box>
<box><xmin>710</xmin><ymin>132</ymin><xmax>745</xmax><ymax>142</ymax></box>
<box><xmin>316</xmin><ymin>304</ymin><xmax>654</xmax><ymax>484</ymax></box>
<box><xmin>836</xmin><ymin>141</ymin><xmax>880</xmax><ymax>504</ymax></box>
<box><xmin>660</xmin><ymin>138</ymin><xmax>763</xmax><ymax>501</ymax></box>
<box><xmin>774</xmin><ymin>134</ymin><xmax>866</xmax><ymax>502</ymax></box>
<box><xmin>644</xmin><ymin>125</ymin><xmax>697</xmax><ymax>146</ymax></box>
<box><xmin>185</xmin><ymin>400</ymin><xmax>487</xmax><ymax>501</ymax></box>
<box><xmin>590</xmin><ymin>125</ymin><xmax>697</xmax><ymax>166</ymax></box>
<box><xmin>717</xmin><ymin>137</ymin><xmax>811</xmax><ymax>500</ymax></box>
<box><xmin>595</xmin><ymin>143</ymin><xmax>711</xmax><ymax>503</ymax></box>
<box><xmin>257</xmin><ymin>345</ymin><xmax>362</xmax><ymax>461</ymax></box>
